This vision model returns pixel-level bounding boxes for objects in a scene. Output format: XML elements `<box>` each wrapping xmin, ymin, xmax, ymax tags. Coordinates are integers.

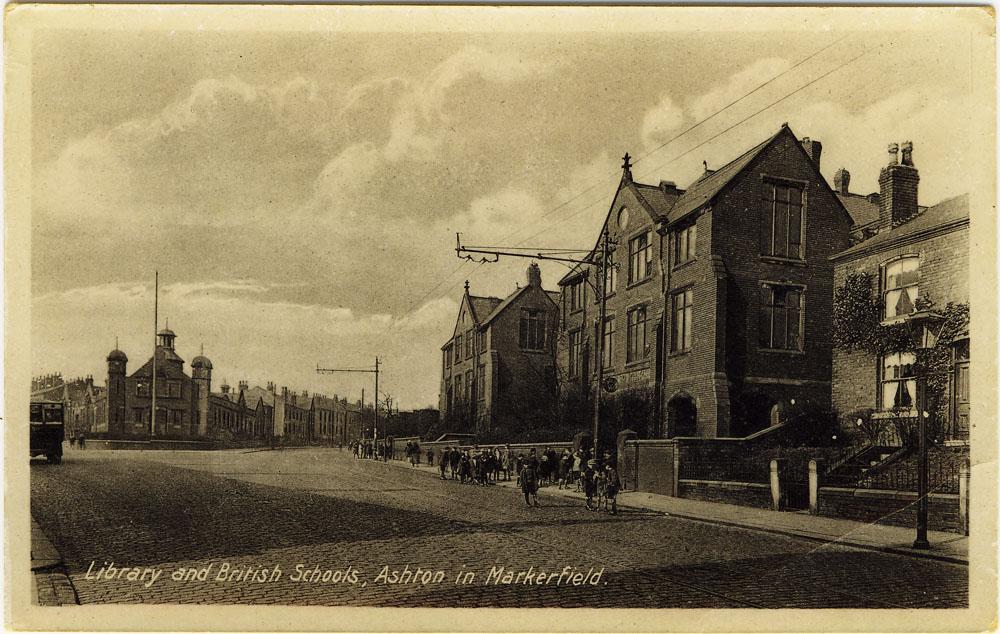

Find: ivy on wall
<box><xmin>832</xmin><ymin>272</ymin><xmax>912</xmax><ymax>356</ymax></box>
<box><xmin>833</xmin><ymin>271</ymin><xmax>969</xmax><ymax>438</ymax></box>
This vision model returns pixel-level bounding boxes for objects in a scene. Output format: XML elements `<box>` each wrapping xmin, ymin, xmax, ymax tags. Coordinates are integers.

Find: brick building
<box><xmin>558</xmin><ymin>124</ymin><xmax>855</xmax><ymax>438</ymax></box>
<box><xmin>31</xmin><ymin>373</ymin><xmax>107</xmax><ymax>438</ymax></box>
<box><xmin>102</xmin><ymin>328</ymin><xmax>202</xmax><ymax>438</ymax></box>
<box><xmin>831</xmin><ymin>142</ymin><xmax>970</xmax><ymax>442</ymax></box>
<box><xmin>557</xmin><ymin>158</ymin><xmax>677</xmax><ymax>437</ymax></box>
<box><xmin>58</xmin><ymin>326</ymin><xmax>365</xmax><ymax>445</ymax></box>
<box><xmin>440</xmin><ymin>264</ymin><xmax>560</xmax><ymax>434</ymax></box>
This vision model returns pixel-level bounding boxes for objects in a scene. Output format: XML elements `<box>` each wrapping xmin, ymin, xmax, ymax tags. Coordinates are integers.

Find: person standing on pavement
<box><xmin>503</xmin><ymin>445</ymin><xmax>514</xmax><ymax>481</ymax></box>
<box><xmin>583</xmin><ymin>459</ymin><xmax>598</xmax><ymax>510</ymax></box>
<box><xmin>558</xmin><ymin>449</ymin><xmax>572</xmax><ymax>489</ymax></box>
<box><xmin>439</xmin><ymin>447</ymin><xmax>450</xmax><ymax>479</ymax></box>
<box><xmin>459</xmin><ymin>450</ymin><xmax>472</xmax><ymax>483</ymax></box>
<box><xmin>449</xmin><ymin>447</ymin><xmax>461</xmax><ymax>479</ymax></box>
<box><xmin>603</xmin><ymin>463</ymin><xmax>621</xmax><ymax>515</ymax></box>
<box><xmin>572</xmin><ymin>450</ymin><xmax>583</xmax><ymax>491</ymax></box>
<box><xmin>520</xmin><ymin>456</ymin><xmax>539</xmax><ymax>506</ymax></box>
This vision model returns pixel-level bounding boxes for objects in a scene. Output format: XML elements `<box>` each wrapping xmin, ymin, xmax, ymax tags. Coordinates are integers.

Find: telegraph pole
<box><xmin>317</xmin><ymin>357</ymin><xmax>381</xmax><ymax>441</ymax></box>
<box><xmin>592</xmin><ymin>228</ymin><xmax>610</xmax><ymax>457</ymax></box>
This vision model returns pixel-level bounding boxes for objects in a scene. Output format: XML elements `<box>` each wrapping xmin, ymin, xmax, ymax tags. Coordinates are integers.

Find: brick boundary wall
<box><xmin>678</xmin><ymin>479</ymin><xmax>773</xmax><ymax>509</ymax></box>
<box><xmin>817</xmin><ymin>487</ymin><xmax>962</xmax><ymax>534</ymax></box>
<box><xmin>84</xmin><ymin>439</ymin><xmax>216</xmax><ymax>451</ymax></box>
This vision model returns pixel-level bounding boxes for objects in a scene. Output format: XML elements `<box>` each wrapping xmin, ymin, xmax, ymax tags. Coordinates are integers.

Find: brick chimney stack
<box><xmin>526</xmin><ymin>263</ymin><xmax>542</xmax><ymax>288</ymax></box>
<box><xmin>878</xmin><ymin>141</ymin><xmax>919</xmax><ymax>228</ymax></box>
<box><xmin>833</xmin><ymin>168</ymin><xmax>850</xmax><ymax>194</ymax></box>
<box><xmin>800</xmin><ymin>137</ymin><xmax>822</xmax><ymax>169</ymax></box>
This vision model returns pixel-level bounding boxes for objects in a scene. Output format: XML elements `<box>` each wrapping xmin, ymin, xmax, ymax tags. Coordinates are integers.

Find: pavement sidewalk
<box><xmin>388</xmin><ymin>458</ymin><xmax>968</xmax><ymax>566</ymax></box>
<box><xmin>31</xmin><ymin>516</ymin><xmax>78</xmax><ymax>605</ymax></box>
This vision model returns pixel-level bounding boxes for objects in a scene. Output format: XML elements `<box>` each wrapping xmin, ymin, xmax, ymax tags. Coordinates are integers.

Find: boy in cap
<box><xmin>583</xmin><ymin>459</ymin><xmax>598</xmax><ymax>510</ymax></box>
<box><xmin>604</xmin><ymin>462</ymin><xmax>621</xmax><ymax>515</ymax></box>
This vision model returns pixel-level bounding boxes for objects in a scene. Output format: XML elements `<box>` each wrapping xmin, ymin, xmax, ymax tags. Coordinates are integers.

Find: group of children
<box><xmin>424</xmin><ymin>444</ymin><xmax>622</xmax><ymax>515</ymax></box>
<box><xmin>437</xmin><ymin>446</ymin><xmax>510</xmax><ymax>485</ymax></box>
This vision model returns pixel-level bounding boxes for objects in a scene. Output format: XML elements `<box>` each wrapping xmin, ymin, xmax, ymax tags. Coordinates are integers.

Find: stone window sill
<box><xmin>760</xmin><ymin>255</ymin><xmax>807</xmax><ymax>267</ymax></box>
<box><xmin>626</xmin><ymin>276</ymin><xmax>653</xmax><ymax>291</ymax></box>
<box><xmin>759</xmin><ymin>348</ymin><xmax>805</xmax><ymax>355</ymax></box>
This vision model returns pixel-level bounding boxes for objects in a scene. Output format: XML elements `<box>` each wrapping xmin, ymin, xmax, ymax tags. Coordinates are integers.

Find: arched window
<box><xmin>667</xmin><ymin>393</ymin><xmax>697</xmax><ymax>437</ymax></box>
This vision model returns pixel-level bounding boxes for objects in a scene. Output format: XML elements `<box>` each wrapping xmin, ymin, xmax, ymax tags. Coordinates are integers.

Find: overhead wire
<box><xmin>511</xmin><ymin>41</ymin><xmax>879</xmax><ymax>248</ymax></box>
<box><xmin>389</xmin><ymin>34</ymin><xmax>867</xmax><ymax>340</ymax></box>
<box><xmin>494</xmin><ymin>34</ymin><xmax>853</xmax><ymax>247</ymax></box>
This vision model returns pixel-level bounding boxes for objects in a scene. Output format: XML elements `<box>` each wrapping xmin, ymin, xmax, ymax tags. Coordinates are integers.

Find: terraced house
<box><xmin>831</xmin><ymin>143</ymin><xmax>971</xmax><ymax>444</ymax></box>
<box><xmin>558</xmin><ymin>124</ymin><xmax>856</xmax><ymax>439</ymax></box>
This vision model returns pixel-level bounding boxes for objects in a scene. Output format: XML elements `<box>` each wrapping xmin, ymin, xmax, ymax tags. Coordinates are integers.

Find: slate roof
<box><xmin>833</xmin><ymin>194</ymin><xmax>969</xmax><ymax>260</ymax></box>
<box><xmin>481</xmin><ymin>284</ymin><xmax>560</xmax><ymax>327</ymax></box>
<box><xmin>481</xmin><ymin>286</ymin><xmax>529</xmax><ymax>326</ymax></box>
<box><xmin>469</xmin><ymin>295</ymin><xmax>503</xmax><ymax>323</ymax></box>
<box><xmin>665</xmin><ymin>131</ymin><xmax>779</xmax><ymax>225</ymax></box>
<box><xmin>836</xmin><ymin>192</ymin><xmax>881</xmax><ymax>228</ymax></box>
<box><xmin>633</xmin><ymin>182</ymin><xmax>682</xmax><ymax>220</ymax></box>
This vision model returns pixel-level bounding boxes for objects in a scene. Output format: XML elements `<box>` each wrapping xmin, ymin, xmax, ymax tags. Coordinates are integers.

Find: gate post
<box><xmin>808</xmin><ymin>459</ymin><xmax>822</xmax><ymax>515</ymax></box>
<box><xmin>671</xmin><ymin>441</ymin><xmax>680</xmax><ymax>497</ymax></box>
<box><xmin>770</xmin><ymin>459</ymin><xmax>785</xmax><ymax>511</ymax></box>
<box><xmin>959</xmin><ymin>459</ymin><xmax>970</xmax><ymax>536</ymax></box>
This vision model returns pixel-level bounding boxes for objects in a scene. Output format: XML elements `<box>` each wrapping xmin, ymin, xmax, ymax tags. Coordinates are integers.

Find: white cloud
<box><xmin>31</xmin><ymin>282</ymin><xmax>454</xmax><ymax>409</ymax></box>
<box><xmin>688</xmin><ymin>58</ymin><xmax>791</xmax><ymax>122</ymax></box>
<box><xmin>640</xmin><ymin>94</ymin><xmax>686</xmax><ymax>152</ymax></box>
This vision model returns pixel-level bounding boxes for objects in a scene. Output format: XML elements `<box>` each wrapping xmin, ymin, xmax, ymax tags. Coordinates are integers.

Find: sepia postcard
<box><xmin>5</xmin><ymin>4</ymin><xmax>998</xmax><ymax>632</ymax></box>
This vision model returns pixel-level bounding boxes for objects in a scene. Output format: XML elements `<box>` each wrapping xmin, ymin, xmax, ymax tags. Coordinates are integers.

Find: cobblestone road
<box><xmin>30</xmin><ymin>448</ymin><xmax>968</xmax><ymax>607</ymax></box>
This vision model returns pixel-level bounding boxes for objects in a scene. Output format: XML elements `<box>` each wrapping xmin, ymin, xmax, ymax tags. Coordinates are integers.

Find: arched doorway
<box><xmin>668</xmin><ymin>393</ymin><xmax>697</xmax><ymax>437</ymax></box>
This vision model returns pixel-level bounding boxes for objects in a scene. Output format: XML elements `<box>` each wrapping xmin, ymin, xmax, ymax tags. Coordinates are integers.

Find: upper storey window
<box><xmin>519</xmin><ymin>309</ymin><xmax>546</xmax><ymax>351</ymax></box>
<box><xmin>629</xmin><ymin>232</ymin><xmax>653</xmax><ymax>284</ymax></box>
<box><xmin>883</xmin><ymin>256</ymin><xmax>919</xmax><ymax>320</ymax></box>
<box><xmin>761</xmin><ymin>181</ymin><xmax>804</xmax><ymax>259</ymax></box>
<box><xmin>675</xmin><ymin>223</ymin><xmax>697</xmax><ymax>266</ymax></box>
<box><xmin>569</xmin><ymin>281</ymin><xmax>584</xmax><ymax>312</ymax></box>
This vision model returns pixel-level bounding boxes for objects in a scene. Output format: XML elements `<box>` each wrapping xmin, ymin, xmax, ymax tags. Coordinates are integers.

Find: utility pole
<box><xmin>592</xmin><ymin>228</ymin><xmax>610</xmax><ymax>457</ymax></box>
<box><xmin>151</xmin><ymin>271</ymin><xmax>158</xmax><ymax>438</ymax></box>
<box><xmin>317</xmin><ymin>357</ymin><xmax>381</xmax><ymax>441</ymax></box>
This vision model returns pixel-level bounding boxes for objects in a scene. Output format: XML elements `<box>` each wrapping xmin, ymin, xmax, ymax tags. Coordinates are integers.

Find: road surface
<box><xmin>30</xmin><ymin>447</ymin><xmax>968</xmax><ymax>607</ymax></box>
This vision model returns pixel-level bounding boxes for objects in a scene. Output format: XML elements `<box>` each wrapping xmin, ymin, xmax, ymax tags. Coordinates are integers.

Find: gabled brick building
<box><xmin>440</xmin><ymin>264</ymin><xmax>559</xmax><ymax>434</ymax></box>
<box><xmin>831</xmin><ymin>143</ymin><xmax>970</xmax><ymax>442</ymax></box>
<box><xmin>558</xmin><ymin>124</ymin><xmax>856</xmax><ymax>438</ymax></box>
<box><xmin>557</xmin><ymin>159</ymin><xmax>678</xmax><ymax>436</ymax></box>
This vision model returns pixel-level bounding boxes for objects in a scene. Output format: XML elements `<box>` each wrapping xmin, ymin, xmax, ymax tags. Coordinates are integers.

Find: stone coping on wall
<box><xmin>680</xmin><ymin>479</ymin><xmax>770</xmax><ymax>490</ymax></box>
<box><xmin>819</xmin><ymin>486</ymin><xmax>959</xmax><ymax>502</ymax></box>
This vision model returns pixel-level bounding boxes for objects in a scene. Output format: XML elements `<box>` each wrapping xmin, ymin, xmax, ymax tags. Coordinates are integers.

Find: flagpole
<box><xmin>151</xmin><ymin>271</ymin><xmax>158</xmax><ymax>438</ymax></box>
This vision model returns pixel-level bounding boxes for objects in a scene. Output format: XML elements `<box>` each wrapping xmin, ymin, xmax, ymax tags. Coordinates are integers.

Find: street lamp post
<box><xmin>913</xmin><ymin>385</ymin><xmax>931</xmax><ymax>549</ymax></box>
<box><xmin>911</xmin><ymin>311</ymin><xmax>943</xmax><ymax>550</ymax></box>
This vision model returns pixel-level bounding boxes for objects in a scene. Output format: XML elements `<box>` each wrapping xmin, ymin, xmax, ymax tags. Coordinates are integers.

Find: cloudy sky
<box><xmin>28</xmin><ymin>10</ymin><xmax>983</xmax><ymax>408</ymax></box>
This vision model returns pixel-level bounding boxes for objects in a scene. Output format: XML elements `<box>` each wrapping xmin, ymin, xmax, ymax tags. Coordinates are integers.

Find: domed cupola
<box><xmin>157</xmin><ymin>327</ymin><xmax>177</xmax><ymax>350</ymax></box>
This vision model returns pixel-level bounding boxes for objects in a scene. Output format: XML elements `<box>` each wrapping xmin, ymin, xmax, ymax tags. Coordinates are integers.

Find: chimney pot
<box><xmin>879</xmin><ymin>142</ymin><xmax>919</xmax><ymax>228</ymax></box>
<box><xmin>526</xmin><ymin>263</ymin><xmax>542</xmax><ymax>288</ymax></box>
<box><xmin>800</xmin><ymin>137</ymin><xmax>822</xmax><ymax>169</ymax></box>
<box><xmin>833</xmin><ymin>168</ymin><xmax>851</xmax><ymax>195</ymax></box>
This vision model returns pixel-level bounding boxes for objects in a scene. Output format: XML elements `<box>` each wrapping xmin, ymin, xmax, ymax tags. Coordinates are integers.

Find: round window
<box><xmin>617</xmin><ymin>207</ymin><xmax>629</xmax><ymax>229</ymax></box>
